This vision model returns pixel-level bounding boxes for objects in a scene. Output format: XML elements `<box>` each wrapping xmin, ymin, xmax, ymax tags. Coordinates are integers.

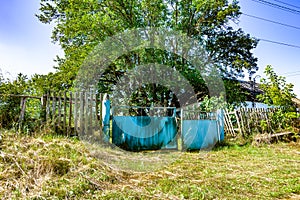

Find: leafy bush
<box><xmin>258</xmin><ymin>66</ymin><xmax>298</xmax><ymax>132</ymax></box>
<box><xmin>199</xmin><ymin>95</ymin><xmax>234</xmax><ymax>112</ymax></box>
<box><xmin>0</xmin><ymin>74</ymin><xmax>29</xmax><ymax>129</ymax></box>
<box><xmin>0</xmin><ymin>73</ymin><xmax>43</xmax><ymax>132</ymax></box>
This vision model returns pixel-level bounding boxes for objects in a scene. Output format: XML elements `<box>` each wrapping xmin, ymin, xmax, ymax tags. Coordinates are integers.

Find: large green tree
<box><xmin>37</xmin><ymin>0</ymin><xmax>258</xmax><ymax>106</ymax></box>
<box><xmin>258</xmin><ymin>65</ymin><xmax>296</xmax><ymax>111</ymax></box>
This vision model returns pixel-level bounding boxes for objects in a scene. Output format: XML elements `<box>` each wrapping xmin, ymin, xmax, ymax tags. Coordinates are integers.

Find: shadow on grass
<box><xmin>212</xmin><ymin>138</ymin><xmax>251</xmax><ymax>151</ymax></box>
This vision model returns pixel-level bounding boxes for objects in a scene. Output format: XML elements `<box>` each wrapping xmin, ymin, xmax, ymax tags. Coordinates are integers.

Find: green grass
<box><xmin>0</xmin><ymin>130</ymin><xmax>299</xmax><ymax>199</ymax></box>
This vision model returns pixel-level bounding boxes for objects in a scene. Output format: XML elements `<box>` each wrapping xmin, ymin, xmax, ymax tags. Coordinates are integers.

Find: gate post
<box><xmin>217</xmin><ymin>109</ymin><xmax>225</xmax><ymax>141</ymax></box>
<box><xmin>102</xmin><ymin>94</ymin><xmax>110</xmax><ymax>142</ymax></box>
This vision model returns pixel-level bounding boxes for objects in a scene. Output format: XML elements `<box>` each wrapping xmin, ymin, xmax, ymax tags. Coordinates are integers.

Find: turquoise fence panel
<box><xmin>112</xmin><ymin>107</ymin><xmax>177</xmax><ymax>151</ymax></box>
<box><xmin>181</xmin><ymin>109</ymin><xmax>224</xmax><ymax>150</ymax></box>
<box><xmin>182</xmin><ymin>120</ymin><xmax>218</xmax><ymax>150</ymax></box>
<box><xmin>102</xmin><ymin>96</ymin><xmax>110</xmax><ymax>142</ymax></box>
<box><xmin>217</xmin><ymin>109</ymin><xmax>225</xmax><ymax>141</ymax></box>
<box><xmin>112</xmin><ymin>116</ymin><xmax>177</xmax><ymax>151</ymax></box>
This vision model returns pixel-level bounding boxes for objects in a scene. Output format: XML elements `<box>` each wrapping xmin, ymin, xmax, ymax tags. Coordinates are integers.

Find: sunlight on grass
<box><xmin>0</xmin><ymin>130</ymin><xmax>299</xmax><ymax>199</ymax></box>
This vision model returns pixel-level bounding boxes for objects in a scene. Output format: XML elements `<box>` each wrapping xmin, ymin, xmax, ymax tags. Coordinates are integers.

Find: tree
<box><xmin>36</xmin><ymin>0</ymin><xmax>258</xmax><ymax>106</ymax></box>
<box><xmin>0</xmin><ymin>73</ymin><xmax>30</xmax><ymax>129</ymax></box>
<box><xmin>0</xmin><ymin>71</ymin><xmax>67</xmax><ymax>131</ymax></box>
<box><xmin>258</xmin><ymin>65</ymin><xmax>297</xmax><ymax>131</ymax></box>
<box><xmin>258</xmin><ymin>65</ymin><xmax>296</xmax><ymax>111</ymax></box>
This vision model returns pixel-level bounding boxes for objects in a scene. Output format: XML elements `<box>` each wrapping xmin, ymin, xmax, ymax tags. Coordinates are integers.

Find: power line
<box><xmin>239</xmin><ymin>2</ymin><xmax>300</xmax><ymax>50</ymax></box>
<box><xmin>272</xmin><ymin>0</ymin><xmax>300</xmax><ymax>10</ymax></box>
<box><xmin>249</xmin><ymin>0</ymin><xmax>300</xmax><ymax>15</ymax></box>
<box><xmin>251</xmin><ymin>0</ymin><xmax>300</xmax><ymax>14</ymax></box>
<box><xmin>258</xmin><ymin>38</ymin><xmax>300</xmax><ymax>49</ymax></box>
<box><xmin>242</xmin><ymin>13</ymin><xmax>300</xmax><ymax>30</ymax></box>
<box><xmin>280</xmin><ymin>70</ymin><xmax>300</xmax><ymax>75</ymax></box>
<box><xmin>285</xmin><ymin>73</ymin><xmax>300</xmax><ymax>77</ymax></box>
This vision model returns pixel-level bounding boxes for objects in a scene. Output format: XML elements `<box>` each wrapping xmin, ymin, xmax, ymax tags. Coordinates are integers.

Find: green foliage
<box><xmin>270</xmin><ymin>109</ymin><xmax>297</xmax><ymax>132</ymax></box>
<box><xmin>199</xmin><ymin>95</ymin><xmax>230</xmax><ymax>112</ymax></box>
<box><xmin>258</xmin><ymin>65</ymin><xmax>298</xmax><ymax>132</ymax></box>
<box><xmin>223</xmin><ymin>79</ymin><xmax>249</xmax><ymax>106</ymax></box>
<box><xmin>260</xmin><ymin>120</ymin><xmax>268</xmax><ymax>133</ymax></box>
<box><xmin>258</xmin><ymin>65</ymin><xmax>296</xmax><ymax>111</ymax></box>
<box><xmin>0</xmin><ymin>73</ymin><xmax>29</xmax><ymax>129</ymax></box>
<box><xmin>0</xmin><ymin>0</ymin><xmax>260</xmax><ymax>131</ymax></box>
<box><xmin>0</xmin><ymin>73</ymin><xmax>55</xmax><ymax>132</ymax></box>
<box><xmin>36</xmin><ymin>0</ymin><xmax>258</xmax><ymax>105</ymax></box>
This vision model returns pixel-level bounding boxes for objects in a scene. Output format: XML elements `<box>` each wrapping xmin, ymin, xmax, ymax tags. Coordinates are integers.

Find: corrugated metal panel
<box><xmin>112</xmin><ymin>116</ymin><xmax>177</xmax><ymax>151</ymax></box>
<box><xmin>181</xmin><ymin>110</ymin><xmax>224</xmax><ymax>150</ymax></box>
<box><xmin>182</xmin><ymin>120</ymin><xmax>218</xmax><ymax>150</ymax></box>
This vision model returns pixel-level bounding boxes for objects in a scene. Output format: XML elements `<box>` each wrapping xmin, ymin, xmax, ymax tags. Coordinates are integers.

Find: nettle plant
<box><xmin>258</xmin><ymin>65</ymin><xmax>298</xmax><ymax>132</ymax></box>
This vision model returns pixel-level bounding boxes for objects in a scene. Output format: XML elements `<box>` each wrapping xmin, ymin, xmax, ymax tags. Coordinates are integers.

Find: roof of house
<box><xmin>292</xmin><ymin>98</ymin><xmax>300</xmax><ymax>107</ymax></box>
<box><xmin>238</xmin><ymin>80</ymin><xmax>263</xmax><ymax>95</ymax></box>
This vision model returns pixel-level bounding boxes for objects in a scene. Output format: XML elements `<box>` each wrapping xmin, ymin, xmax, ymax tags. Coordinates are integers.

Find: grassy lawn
<box><xmin>0</xmin><ymin>130</ymin><xmax>299</xmax><ymax>199</ymax></box>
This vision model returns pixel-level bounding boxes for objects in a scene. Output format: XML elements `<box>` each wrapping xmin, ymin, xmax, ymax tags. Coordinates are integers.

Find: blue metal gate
<box><xmin>112</xmin><ymin>106</ymin><xmax>178</xmax><ymax>151</ymax></box>
<box><xmin>181</xmin><ymin>109</ymin><xmax>224</xmax><ymax>150</ymax></box>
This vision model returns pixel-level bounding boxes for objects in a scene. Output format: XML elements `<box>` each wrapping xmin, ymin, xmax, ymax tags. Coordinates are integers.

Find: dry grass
<box><xmin>0</xmin><ymin>130</ymin><xmax>299</xmax><ymax>199</ymax></box>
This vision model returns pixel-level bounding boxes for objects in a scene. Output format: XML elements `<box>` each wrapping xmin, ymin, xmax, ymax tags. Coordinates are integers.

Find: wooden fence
<box><xmin>4</xmin><ymin>93</ymin><xmax>299</xmax><ymax>139</ymax></box>
<box><xmin>224</xmin><ymin>108</ymin><xmax>283</xmax><ymax>136</ymax></box>
<box><xmin>3</xmin><ymin>92</ymin><xmax>104</xmax><ymax>136</ymax></box>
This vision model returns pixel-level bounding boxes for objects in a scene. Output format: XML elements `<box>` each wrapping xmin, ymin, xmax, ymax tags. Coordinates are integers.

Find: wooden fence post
<box><xmin>80</xmin><ymin>92</ymin><xmax>84</xmax><ymax>136</ymax></box>
<box><xmin>18</xmin><ymin>97</ymin><xmax>27</xmax><ymax>132</ymax></box>
<box><xmin>85</xmin><ymin>92</ymin><xmax>89</xmax><ymax>136</ymax></box>
<box><xmin>52</xmin><ymin>92</ymin><xmax>57</xmax><ymax>130</ymax></box>
<box><xmin>99</xmin><ymin>93</ymin><xmax>103</xmax><ymax>132</ymax></box>
<box><xmin>89</xmin><ymin>92</ymin><xmax>94</xmax><ymax>136</ymax></box>
<box><xmin>40</xmin><ymin>94</ymin><xmax>47</xmax><ymax>124</ymax></box>
<box><xmin>63</xmin><ymin>91</ymin><xmax>67</xmax><ymax>135</ymax></box>
<box><xmin>74</xmin><ymin>92</ymin><xmax>78</xmax><ymax>135</ymax></box>
<box><xmin>46</xmin><ymin>92</ymin><xmax>50</xmax><ymax>122</ymax></box>
<box><xmin>58</xmin><ymin>93</ymin><xmax>62</xmax><ymax>129</ymax></box>
<box><xmin>68</xmin><ymin>92</ymin><xmax>73</xmax><ymax>136</ymax></box>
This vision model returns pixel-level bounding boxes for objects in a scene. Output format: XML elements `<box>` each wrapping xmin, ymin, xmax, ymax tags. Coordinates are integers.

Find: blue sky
<box><xmin>236</xmin><ymin>0</ymin><xmax>300</xmax><ymax>96</ymax></box>
<box><xmin>0</xmin><ymin>0</ymin><xmax>300</xmax><ymax>97</ymax></box>
<box><xmin>0</xmin><ymin>0</ymin><xmax>62</xmax><ymax>77</ymax></box>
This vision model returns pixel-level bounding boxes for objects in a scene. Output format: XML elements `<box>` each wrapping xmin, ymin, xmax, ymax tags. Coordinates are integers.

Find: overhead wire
<box><xmin>272</xmin><ymin>0</ymin><xmax>300</xmax><ymax>10</ymax></box>
<box><xmin>249</xmin><ymin>0</ymin><xmax>300</xmax><ymax>15</ymax></box>
<box><xmin>242</xmin><ymin>1</ymin><xmax>300</xmax><ymax>80</ymax></box>
<box><xmin>257</xmin><ymin>39</ymin><xmax>300</xmax><ymax>49</ymax></box>
<box><xmin>242</xmin><ymin>13</ymin><xmax>300</xmax><ymax>30</ymax></box>
<box><xmin>280</xmin><ymin>70</ymin><xmax>300</xmax><ymax>75</ymax></box>
<box><xmin>285</xmin><ymin>73</ymin><xmax>300</xmax><ymax>77</ymax></box>
<box><xmin>240</xmin><ymin>1</ymin><xmax>300</xmax><ymax>49</ymax></box>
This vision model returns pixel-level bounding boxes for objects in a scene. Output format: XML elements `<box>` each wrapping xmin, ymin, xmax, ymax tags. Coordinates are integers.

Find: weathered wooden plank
<box><xmin>85</xmin><ymin>92</ymin><xmax>89</xmax><ymax>136</ymax></box>
<box><xmin>52</xmin><ymin>92</ymin><xmax>57</xmax><ymax>130</ymax></box>
<box><xmin>234</xmin><ymin>109</ymin><xmax>242</xmax><ymax>135</ymax></box>
<box><xmin>89</xmin><ymin>92</ymin><xmax>93</xmax><ymax>134</ymax></box>
<box><xmin>18</xmin><ymin>97</ymin><xmax>27</xmax><ymax>131</ymax></box>
<box><xmin>99</xmin><ymin>93</ymin><xmax>103</xmax><ymax>132</ymax></box>
<box><xmin>89</xmin><ymin>92</ymin><xmax>94</xmax><ymax>135</ymax></box>
<box><xmin>223</xmin><ymin>109</ymin><xmax>235</xmax><ymax>136</ymax></box>
<box><xmin>46</xmin><ymin>92</ymin><xmax>50</xmax><ymax>122</ymax></box>
<box><xmin>74</xmin><ymin>92</ymin><xmax>78</xmax><ymax>135</ymax></box>
<box><xmin>63</xmin><ymin>91</ymin><xmax>67</xmax><ymax>135</ymax></box>
<box><xmin>80</xmin><ymin>92</ymin><xmax>85</xmax><ymax>136</ymax></box>
<box><xmin>58</xmin><ymin>93</ymin><xmax>62</xmax><ymax>128</ymax></box>
<box><xmin>40</xmin><ymin>94</ymin><xmax>47</xmax><ymax>124</ymax></box>
<box><xmin>255</xmin><ymin>132</ymin><xmax>294</xmax><ymax>141</ymax></box>
<box><xmin>68</xmin><ymin>92</ymin><xmax>73</xmax><ymax>136</ymax></box>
